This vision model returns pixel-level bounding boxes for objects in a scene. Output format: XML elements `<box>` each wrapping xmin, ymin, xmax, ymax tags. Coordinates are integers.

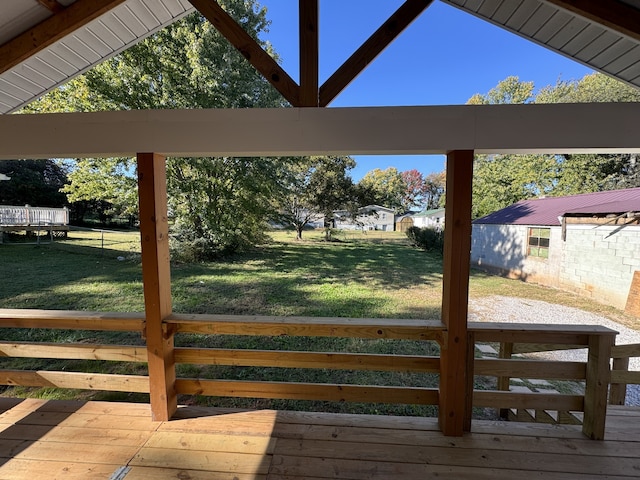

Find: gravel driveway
<box><xmin>469</xmin><ymin>295</ymin><xmax>640</xmax><ymax>406</ymax></box>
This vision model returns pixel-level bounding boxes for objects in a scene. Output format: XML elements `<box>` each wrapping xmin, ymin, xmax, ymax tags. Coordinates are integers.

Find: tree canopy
<box><xmin>468</xmin><ymin>74</ymin><xmax>640</xmax><ymax>219</ymax></box>
<box><xmin>26</xmin><ymin>2</ymin><xmax>288</xmax><ymax>255</ymax></box>
<box><xmin>0</xmin><ymin>160</ymin><xmax>67</xmax><ymax>207</ymax></box>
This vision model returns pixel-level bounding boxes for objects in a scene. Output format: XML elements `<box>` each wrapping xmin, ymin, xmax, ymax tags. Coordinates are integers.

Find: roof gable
<box><xmin>473</xmin><ymin>187</ymin><xmax>640</xmax><ymax>226</ymax></box>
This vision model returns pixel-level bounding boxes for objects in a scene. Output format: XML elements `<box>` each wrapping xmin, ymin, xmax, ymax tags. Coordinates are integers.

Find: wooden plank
<box><xmin>169</xmin><ymin>313</ymin><xmax>444</xmax><ymax>341</ymax></box>
<box><xmin>0</xmin><ymin>0</ymin><xmax>126</xmax><ymax>74</ymax></box>
<box><xmin>268</xmin><ymin>454</ymin><xmax>635</xmax><ymax>479</ymax></box>
<box><xmin>269</xmin><ymin>422</ymin><xmax>640</xmax><ymax>457</ymax></box>
<box><xmin>9</xmin><ymin>438</ymin><xmax>138</xmax><ymax>464</ymax></box>
<box><xmin>583</xmin><ymin>333</ymin><xmax>613</xmax><ymax>440</ymax></box>
<box><xmin>0</xmin><ymin>459</ymin><xmax>119</xmax><ymax>480</ymax></box>
<box><xmin>0</xmin><ymin>308</ymin><xmax>144</xmax><ymax>331</ymax></box>
<box><xmin>124</xmin><ymin>466</ymin><xmax>265</xmax><ymax>480</ymax></box>
<box><xmin>611</xmin><ymin>343</ymin><xmax>640</xmax><ymax>358</ymax></box>
<box><xmin>439</xmin><ymin>149</ymin><xmax>474</xmax><ymax>436</ymax></box>
<box><xmin>299</xmin><ymin>0</ymin><xmax>318</xmax><ymax>107</ymax></box>
<box><xmin>0</xmin><ymin>423</ymin><xmax>151</xmax><ymax>446</ymax></box>
<box><xmin>319</xmin><ymin>0</ymin><xmax>434</xmax><ymax>106</ymax></box>
<box><xmin>513</xmin><ymin>343</ymin><xmax>585</xmax><ymax>354</ymax></box>
<box><xmin>0</xmin><ymin>370</ymin><xmax>149</xmax><ymax>393</ymax></box>
<box><xmin>474</xmin><ymin>358</ymin><xmax>586</xmax><ymax>380</ymax></box>
<box><xmin>129</xmin><ymin>448</ymin><xmax>272</xmax><ymax>474</ymax></box>
<box><xmin>610</xmin><ymin>369</ymin><xmax>640</xmax><ymax>385</ymax></box>
<box><xmin>137</xmin><ymin>152</ymin><xmax>176</xmax><ymax>422</ymax></box>
<box><xmin>142</xmin><ymin>431</ymin><xmax>275</xmax><ymax>454</ymax></box>
<box><xmin>187</xmin><ymin>0</ymin><xmax>300</xmax><ymax>106</ymax></box>
<box><xmin>174</xmin><ymin>348</ymin><xmax>440</xmax><ymax>372</ymax></box>
<box><xmin>473</xmin><ymin>390</ymin><xmax>584</xmax><ymax>411</ymax></box>
<box><xmin>470</xmin><ymin>322</ymin><xmax>616</xmax><ymax>345</ymax></box>
<box><xmin>0</xmin><ymin>342</ymin><xmax>147</xmax><ymax>362</ymax></box>
<box><xmin>175</xmin><ymin>378</ymin><xmax>439</xmax><ymax>405</ymax></box>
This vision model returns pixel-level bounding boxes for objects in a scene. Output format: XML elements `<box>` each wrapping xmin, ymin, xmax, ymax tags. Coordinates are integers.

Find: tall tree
<box><xmin>468</xmin><ymin>73</ymin><xmax>640</xmax><ymax>218</ymax></box>
<box><xmin>358</xmin><ymin>167</ymin><xmax>405</xmax><ymax>212</ymax></box>
<box><xmin>423</xmin><ymin>171</ymin><xmax>446</xmax><ymax>210</ymax></box>
<box><xmin>400</xmin><ymin>169</ymin><xmax>427</xmax><ymax>211</ymax></box>
<box><xmin>26</xmin><ymin>3</ymin><xmax>287</xmax><ymax>256</ymax></box>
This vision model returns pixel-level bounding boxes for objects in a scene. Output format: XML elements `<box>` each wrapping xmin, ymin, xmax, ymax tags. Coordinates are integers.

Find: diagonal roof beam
<box><xmin>0</xmin><ymin>0</ymin><xmax>126</xmax><ymax>75</ymax></box>
<box><xmin>543</xmin><ymin>0</ymin><xmax>640</xmax><ymax>42</ymax></box>
<box><xmin>299</xmin><ymin>0</ymin><xmax>319</xmax><ymax>106</ymax></box>
<box><xmin>188</xmin><ymin>0</ymin><xmax>301</xmax><ymax>106</ymax></box>
<box><xmin>319</xmin><ymin>0</ymin><xmax>433</xmax><ymax>107</ymax></box>
<box><xmin>37</xmin><ymin>0</ymin><xmax>65</xmax><ymax>14</ymax></box>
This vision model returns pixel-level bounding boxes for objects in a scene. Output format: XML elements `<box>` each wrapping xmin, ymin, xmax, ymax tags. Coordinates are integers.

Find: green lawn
<box><xmin>0</xmin><ymin>227</ymin><xmax>633</xmax><ymax>413</ymax></box>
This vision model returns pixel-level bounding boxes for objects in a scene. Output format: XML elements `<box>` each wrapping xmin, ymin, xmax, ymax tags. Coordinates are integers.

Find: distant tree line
<box><xmin>5</xmin><ymin>0</ymin><xmax>637</xmax><ymax>257</ymax></box>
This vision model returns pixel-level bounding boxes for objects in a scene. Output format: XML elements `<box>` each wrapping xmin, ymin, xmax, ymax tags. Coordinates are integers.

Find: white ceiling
<box><xmin>0</xmin><ymin>0</ymin><xmax>639</xmax><ymax>115</ymax></box>
<box><xmin>0</xmin><ymin>0</ymin><xmax>194</xmax><ymax>114</ymax></box>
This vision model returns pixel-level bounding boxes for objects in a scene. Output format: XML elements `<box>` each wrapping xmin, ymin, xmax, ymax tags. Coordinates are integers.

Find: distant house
<box><xmin>412</xmin><ymin>208</ymin><xmax>445</xmax><ymax>229</ymax></box>
<box><xmin>334</xmin><ymin>205</ymin><xmax>395</xmax><ymax>231</ymax></box>
<box><xmin>470</xmin><ymin>188</ymin><xmax>640</xmax><ymax>311</ymax></box>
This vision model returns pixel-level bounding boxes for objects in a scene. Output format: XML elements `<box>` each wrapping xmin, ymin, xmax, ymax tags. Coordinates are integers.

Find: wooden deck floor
<box><xmin>0</xmin><ymin>398</ymin><xmax>638</xmax><ymax>479</ymax></box>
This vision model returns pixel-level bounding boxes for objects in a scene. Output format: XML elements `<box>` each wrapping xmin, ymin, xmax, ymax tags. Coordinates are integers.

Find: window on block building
<box><xmin>528</xmin><ymin>227</ymin><xmax>550</xmax><ymax>258</ymax></box>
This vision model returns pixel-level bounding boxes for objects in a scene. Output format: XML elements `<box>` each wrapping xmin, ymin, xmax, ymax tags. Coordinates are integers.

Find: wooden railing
<box><xmin>468</xmin><ymin>322</ymin><xmax>617</xmax><ymax>440</ymax></box>
<box><xmin>609</xmin><ymin>343</ymin><xmax>640</xmax><ymax>405</ymax></box>
<box><xmin>0</xmin><ymin>309</ymin><xmax>626</xmax><ymax>440</ymax></box>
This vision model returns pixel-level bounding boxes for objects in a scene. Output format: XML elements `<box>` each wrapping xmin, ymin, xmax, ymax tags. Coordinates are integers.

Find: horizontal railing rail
<box><xmin>0</xmin><ymin>309</ymin><xmax>625</xmax><ymax>439</ymax></box>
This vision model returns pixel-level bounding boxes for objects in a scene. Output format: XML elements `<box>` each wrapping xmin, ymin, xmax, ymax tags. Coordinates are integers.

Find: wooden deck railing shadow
<box><xmin>0</xmin><ymin>309</ymin><xmax>625</xmax><ymax>440</ymax></box>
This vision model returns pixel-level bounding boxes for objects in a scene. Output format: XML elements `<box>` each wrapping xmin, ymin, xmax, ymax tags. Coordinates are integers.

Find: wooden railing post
<box><xmin>439</xmin><ymin>149</ymin><xmax>474</xmax><ymax>436</ymax></box>
<box><xmin>609</xmin><ymin>356</ymin><xmax>629</xmax><ymax>405</ymax></box>
<box><xmin>137</xmin><ymin>152</ymin><xmax>177</xmax><ymax>421</ymax></box>
<box><xmin>583</xmin><ymin>333</ymin><xmax>614</xmax><ymax>440</ymax></box>
<box><xmin>498</xmin><ymin>341</ymin><xmax>513</xmax><ymax>419</ymax></box>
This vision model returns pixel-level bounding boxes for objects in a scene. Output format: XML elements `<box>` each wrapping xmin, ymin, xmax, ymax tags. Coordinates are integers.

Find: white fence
<box><xmin>0</xmin><ymin>205</ymin><xmax>68</xmax><ymax>226</ymax></box>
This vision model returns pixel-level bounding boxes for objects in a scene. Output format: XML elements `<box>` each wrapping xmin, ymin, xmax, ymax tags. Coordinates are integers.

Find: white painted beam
<box><xmin>0</xmin><ymin>103</ymin><xmax>638</xmax><ymax>159</ymax></box>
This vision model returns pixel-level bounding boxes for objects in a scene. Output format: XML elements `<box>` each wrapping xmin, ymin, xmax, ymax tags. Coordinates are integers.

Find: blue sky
<box><xmin>258</xmin><ymin>0</ymin><xmax>594</xmax><ymax>181</ymax></box>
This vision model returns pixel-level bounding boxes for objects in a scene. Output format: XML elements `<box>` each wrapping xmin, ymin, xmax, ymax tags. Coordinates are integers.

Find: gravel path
<box><xmin>469</xmin><ymin>295</ymin><xmax>640</xmax><ymax>406</ymax></box>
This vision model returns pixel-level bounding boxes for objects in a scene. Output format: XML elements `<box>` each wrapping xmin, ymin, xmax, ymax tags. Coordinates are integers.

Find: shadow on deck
<box><xmin>0</xmin><ymin>397</ymin><xmax>638</xmax><ymax>479</ymax></box>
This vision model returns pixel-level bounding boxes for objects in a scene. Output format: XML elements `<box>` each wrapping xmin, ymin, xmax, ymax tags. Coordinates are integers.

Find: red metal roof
<box><xmin>474</xmin><ymin>187</ymin><xmax>640</xmax><ymax>226</ymax></box>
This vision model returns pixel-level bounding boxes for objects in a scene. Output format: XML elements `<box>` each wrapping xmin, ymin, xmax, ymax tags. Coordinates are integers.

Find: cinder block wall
<box><xmin>471</xmin><ymin>223</ymin><xmax>640</xmax><ymax>310</ymax></box>
<box><xmin>560</xmin><ymin>225</ymin><xmax>640</xmax><ymax>309</ymax></box>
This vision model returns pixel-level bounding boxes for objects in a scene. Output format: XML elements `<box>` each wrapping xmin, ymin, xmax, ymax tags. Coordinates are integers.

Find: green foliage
<box><xmin>26</xmin><ymin>3</ymin><xmax>287</xmax><ymax>257</ymax></box>
<box><xmin>467</xmin><ymin>76</ymin><xmax>535</xmax><ymax>105</ymax></box>
<box><xmin>273</xmin><ymin>156</ymin><xmax>360</xmax><ymax>240</ymax></box>
<box><xmin>405</xmin><ymin>226</ymin><xmax>444</xmax><ymax>253</ymax></box>
<box><xmin>469</xmin><ymin>73</ymin><xmax>640</xmax><ymax>218</ymax></box>
<box><xmin>358</xmin><ymin>167</ymin><xmax>406</xmax><ymax>211</ymax></box>
<box><xmin>0</xmin><ymin>159</ymin><xmax>67</xmax><ymax>207</ymax></box>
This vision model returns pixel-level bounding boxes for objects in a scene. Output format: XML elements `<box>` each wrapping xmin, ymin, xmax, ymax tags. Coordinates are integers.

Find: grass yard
<box><xmin>0</xmin><ymin>227</ymin><xmax>634</xmax><ymax>414</ymax></box>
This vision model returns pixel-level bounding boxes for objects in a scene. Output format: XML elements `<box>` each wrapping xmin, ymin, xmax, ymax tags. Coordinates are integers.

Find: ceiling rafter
<box><xmin>188</xmin><ymin>0</ymin><xmax>301</xmax><ymax>106</ymax></box>
<box><xmin>0</xmin><ymin>0</ymin><xmax>127</xmax><ymax>75</ymax></box>
<box><xmin>319</xmin><ymin>0</ymin><xmax>434</xmax><ymax>107</ymax></box>
<box><xmin>543</xmin><ymin>0</ymin><xmax>640</xmax><ymax>43</ymax></box>
<box><xmin>36</xmin><ymin>0</ymin><xmax>66</xmax><ymax>14</ymax></box>
<box><xmin>299</xmin><ymin>0</ymin><xmax>319</xmax><ymax>106</ymax></box>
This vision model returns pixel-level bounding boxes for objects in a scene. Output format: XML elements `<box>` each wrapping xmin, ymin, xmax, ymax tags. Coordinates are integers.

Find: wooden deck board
<box><xmin>0</xmin><ymin>398</ymin><xmax>637</xmax><ymax>479</ymax></box>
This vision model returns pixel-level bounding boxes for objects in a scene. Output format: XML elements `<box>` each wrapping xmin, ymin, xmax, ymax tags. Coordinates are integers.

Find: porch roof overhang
<box><xmin>1</xmin><ymin>102</ymin><xmax>639</xmax><ymax>160</ymax></box>
<box><xmin>1</xmin><ymin>1</ymin><xmax>640</xmax><ymax>114</ymax></box>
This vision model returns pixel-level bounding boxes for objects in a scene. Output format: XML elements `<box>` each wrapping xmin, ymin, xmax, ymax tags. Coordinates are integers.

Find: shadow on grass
<box><xmin>0</xmin><ymin>237</ymin><xmax>443</xmax><ymax>319</ymax></box>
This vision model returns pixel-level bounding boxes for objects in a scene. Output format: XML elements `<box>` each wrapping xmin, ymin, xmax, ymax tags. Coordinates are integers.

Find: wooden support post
<box><xmin>137</xmin><ymin>152</ymin><xmax>177</xmax><ymax>421</ymax></box>
<box><xmin>439</xmin><ymin>149</ymin><xmax>474</xmax><ymax>436</ymax></box>
<box><xmin>582</xmin><ymin>333</ymin><xmax>614</xmax><ymax>440</ymax></box>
